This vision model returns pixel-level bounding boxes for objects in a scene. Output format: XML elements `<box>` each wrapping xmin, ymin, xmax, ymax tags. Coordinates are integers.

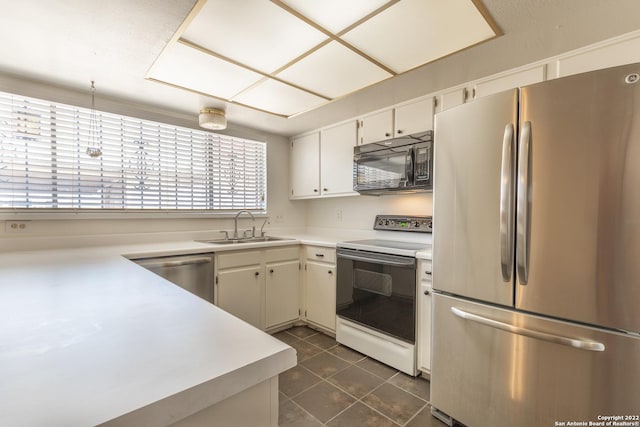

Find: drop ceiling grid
<box><xmin>279</xmin><ymin>0</ymin><xmax>392</xmax><ymax>34</ymax></box>
<box><xmin>342</xmin><ymin>0</ymin><xmax>498</xmax><ymax>74</ymax></box>
<box><xmin>276</xmin><ymin>41</ymin><xmax>393</xmax><ymax>99</ymax></box>
<box><xmin>146</xmin><ymin>0</ymin><xmax>498</xmax><ymax>117</ymax></box>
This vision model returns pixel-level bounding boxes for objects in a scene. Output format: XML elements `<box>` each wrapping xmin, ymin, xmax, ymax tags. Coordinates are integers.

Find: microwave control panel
<box><xmin>373</xmin><ymin>215</ymin><xmax>432</xmax><ymax>233</ymax></box>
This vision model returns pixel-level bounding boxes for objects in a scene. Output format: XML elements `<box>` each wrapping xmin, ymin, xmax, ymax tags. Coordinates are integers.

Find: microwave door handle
<box><xmin>407</xmin><ymin>149</ymin><xmax>414</xmax><ymax>186</ymax></box>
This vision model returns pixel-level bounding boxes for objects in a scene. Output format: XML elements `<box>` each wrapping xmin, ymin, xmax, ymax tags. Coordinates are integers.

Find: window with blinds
<box><xmin>0</xmin><ymin>91</ymin><xmax>266</xmax><ymax>212</ymax></box>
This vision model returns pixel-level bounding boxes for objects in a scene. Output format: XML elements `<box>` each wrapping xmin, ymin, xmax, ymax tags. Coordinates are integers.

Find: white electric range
<box><xmin>335</xmin><ymin>215</ymin><xmax>432</xmax><ymax>376</ymax></box>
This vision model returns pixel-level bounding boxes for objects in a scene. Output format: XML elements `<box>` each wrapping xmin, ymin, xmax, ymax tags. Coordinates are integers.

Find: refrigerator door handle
<box><xmin>451</xmin><ymin>307</ymin><xmax>605</xmax><ymax>351</ymax></box>
<box><xmin>499</xmin><ymin>123</ymin><xmax>515</xmax><ymax>282</ymax></box>
<box><xmin>516</xmin><ymin>121</ymin><xmax>532</xmax><ymax>284</ymax></box>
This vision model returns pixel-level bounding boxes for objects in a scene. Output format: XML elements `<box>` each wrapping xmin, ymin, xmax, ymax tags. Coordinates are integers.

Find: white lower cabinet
<box><xmin>417</xmin><ymin>258</ymin><xmax>433</xmax><ymax>375</ymax></box>
<box><xmin>302</xmin><ymin>246</ymin><xmax>337</xmax><ymax>333</ymax></box>
<box><xmin>215</xmin><ymin>246</ymin><xmax>300</xmax><ymax>331</ymax></box>
<box><xmin>265</xmin><ymin>259</ymin><xmax>300</xmax><ymax>329</ymax></box>
<box><xmin>217</xmin><ymin>263</ymin><xmax>263</xmax><ymax>329</ymax></box>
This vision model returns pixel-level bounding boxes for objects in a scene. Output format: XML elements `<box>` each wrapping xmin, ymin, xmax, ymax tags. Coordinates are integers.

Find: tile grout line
<box><xmin>278</xmin><ymin>327</ymin><xmax>432</xmax><ymax>426</ymax></box>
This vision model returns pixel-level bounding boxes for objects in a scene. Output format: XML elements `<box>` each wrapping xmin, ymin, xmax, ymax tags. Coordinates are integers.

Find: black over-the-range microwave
<box><xmin>353</xmin><ymin>131</ymin><xmax>433</xmax><ymax>195</ymax></box>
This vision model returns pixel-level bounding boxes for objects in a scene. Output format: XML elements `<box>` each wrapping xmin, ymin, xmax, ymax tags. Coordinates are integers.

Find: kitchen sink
<box><xmin>197</xmin><ymin>236</ymin><xmax>296</xmax><ymax>245</ymax></box>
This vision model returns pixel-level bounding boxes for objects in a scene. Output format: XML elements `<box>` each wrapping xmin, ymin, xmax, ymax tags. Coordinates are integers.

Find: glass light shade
<box><xmin>199</xmin><ymin>107</ymin><xmax>227</xmax><ymax>130</ymax></box>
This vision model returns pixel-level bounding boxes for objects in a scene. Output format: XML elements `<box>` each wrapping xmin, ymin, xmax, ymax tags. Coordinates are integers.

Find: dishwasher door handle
<box><xmin>138</xmin><ymin>257</ymin><xmax>212</xmax><ymax>269</ymax></box>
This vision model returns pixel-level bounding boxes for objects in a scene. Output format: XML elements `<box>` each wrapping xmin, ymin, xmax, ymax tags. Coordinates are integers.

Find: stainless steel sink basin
<box><xmin>197</xmin><ymin>236</ymin><xmax>296</xmax><ymax>245</ymax></box>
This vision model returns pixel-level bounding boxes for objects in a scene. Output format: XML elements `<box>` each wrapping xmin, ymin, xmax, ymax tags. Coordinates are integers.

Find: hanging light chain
<box><xmin>86</xmin><ymin>80</ymin><xmax>102</xmax><ymax>158</ymax></box>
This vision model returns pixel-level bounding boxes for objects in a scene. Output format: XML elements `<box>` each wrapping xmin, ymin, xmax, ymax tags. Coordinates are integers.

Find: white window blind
<box><xmin>0</xmin><ymin>91</ymin><xmax>266</xmax><ymax>211</ymax></box>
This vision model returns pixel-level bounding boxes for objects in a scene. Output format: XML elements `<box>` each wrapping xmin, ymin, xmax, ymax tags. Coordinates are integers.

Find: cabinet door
<box><xmin>305</xmin><ymin>261</ymin><xmax>336</xmax><ymax>332</ymax></box>
<box><xmin>290</xmin><ymin>133</ymin><xmax>320</xmax><ymax>198</ymax></box>
<box><xmin>473</xmin><ymin>65</ymin><xmax>545</xmax><ymax>99</ymax></box>
<box><xmin>217</xmin><ymin>265</ymin><xmax>262</xmax><ymax>329</ymax></box>
<box><xmin>394</xmin><ymin>98</ymin><xmax>434</xmax><ymax>135</ymax></box>
<box><xmin>417</xmin><ymin>260</ymin><xmax>433</xmax><ymax>374</ymax></box>
<box><xmin>418</xmin><ymin>287</ymin><xmax>432</xmax><ymax>373</ymax></box>
<box><xmin>320</xmin><ymin>121</ymin><xmax>358</xmax><ymax>197</ymax></box>
<box><xmin>437</xmin><ymin>88</ymin><xmax>468</xmax><ymax>113</ymax></box>
<box><xmin>265</xmin><ymin>260</ymin><xmax>300</xmax><ymax>329</ymax></box>
<box><xmin>358</xmin><ymin>109</ymin><xmax>393</xmax><ymax>145</ymax></box>
<box><xmin>555</xmin><ymin>35</ymin><xmax>640</xmax><ymax>78</ymax></box>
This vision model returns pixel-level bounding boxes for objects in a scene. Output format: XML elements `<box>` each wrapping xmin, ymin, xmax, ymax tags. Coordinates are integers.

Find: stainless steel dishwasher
<box><xmin>133</xmin><ymin>254</ymin><xmax>214</xmax><ymax>303</ymax></box>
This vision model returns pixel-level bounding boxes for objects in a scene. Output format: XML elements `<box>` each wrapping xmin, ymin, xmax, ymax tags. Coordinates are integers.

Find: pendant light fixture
<box><xmin>86</xmin><ymin>80</ymin><xmax>102</xmax><ymax>158</ymax></box>
<box><xmin>199</xmin><ymin>107</ymin><xmax>227</xmax><ymax>130</ymax></box>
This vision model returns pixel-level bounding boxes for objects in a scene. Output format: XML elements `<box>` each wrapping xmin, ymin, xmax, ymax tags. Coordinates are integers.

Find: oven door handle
<box><xmin>337</xmin><ymin>252</ymin><xmax>415</xmax><ymax>267</ymax></box>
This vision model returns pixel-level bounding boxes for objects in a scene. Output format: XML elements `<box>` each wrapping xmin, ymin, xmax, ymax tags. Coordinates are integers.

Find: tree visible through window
<box><xmin>0</xmin><ymin>91</ymin><xmax>266</xmax><ymax>211</ymax></box>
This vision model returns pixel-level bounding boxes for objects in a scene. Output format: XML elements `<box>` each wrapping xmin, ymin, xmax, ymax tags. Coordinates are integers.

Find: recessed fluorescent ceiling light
<box><xmin>146</xmin><ymin>0</ymin><xmax>499</xmax><ymax>118</ymax></box>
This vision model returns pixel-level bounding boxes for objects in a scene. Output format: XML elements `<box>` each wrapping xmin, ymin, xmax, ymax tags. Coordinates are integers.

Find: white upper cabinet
<box><xmin>472</xmin><ymin>65</ymin><xmax>546</xmax><ymax>99</ymax></box>
<box><xmin>358</xmin><ymin>109</ymin><xmax>394</xmax><ymax>145</ymax></box>
<box><xmin>436</xmin><ymin>88</ymin><xmax>469</xmax><ymax>113</ymax></box>
<box><xmin>394</xmin><ymin>97</ymin><xmax>434</xmax><ymax>136</ymax></box>
<box><xmin>290</xmin><ymin>132</ymin><xmax>320</xmax><ymax>198</ymax></box>
<box><xmin>290</xmin><ymin>122</ymin><xmax>358</xmax><ymax>199</ymax></box>
<box><xmin>436</xmin><ymin>66</ymin><xmax>545</xmax><ymax>114</ymax></box>
<box><xmin>320</xmin><ymin>121</ymin><xmax>358</xmax><ymax>197</ymax></box>
<box><xmin>358</xmin><ymin>97</ymin><xmax>435</xmax><ymax>144</ymax></box>
<box><xmin>554</xmin><ymin>34</ymin><xmax>640</xmax><ymax>78</ymax></box>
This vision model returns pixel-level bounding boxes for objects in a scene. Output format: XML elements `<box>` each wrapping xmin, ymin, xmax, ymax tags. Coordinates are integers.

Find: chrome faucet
<box><xmin>260</xmin><ymin>217</ymin><xmax>270</xmax><ymax>237</ymax></box>
<box><xmin>233</xmin><ymin>210</ymin><xmax>255</xmax><ymax>239</ymax></box>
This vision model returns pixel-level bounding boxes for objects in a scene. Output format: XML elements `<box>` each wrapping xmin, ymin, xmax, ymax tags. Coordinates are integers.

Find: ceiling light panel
<box><xmin>280</xmin><ymin>0</ymin><xmax>390</xmax><ymax>34</ymax></box>
<box><xmin>277</xmin><ymin>41</ymin><xmax>392</xmax><ymax>99</ymax></box>
<box><xmin>233</xmin><ymin>79</ymin><xmax>327</xmax><ymax>117</ymax></box>
<box><xmin>342</xmin><ymin>0</ymin><xmax>496</xmax><ymax>73</ymax></box>
<box><xmin>182</xmin><ymin>0</ymin><xmax>327</xmax><ymax>74</ymax></box>
<box><xmin>147</xmin><ymin>43</ymin><xmax>263</xmax><ymax>99</ymax></box>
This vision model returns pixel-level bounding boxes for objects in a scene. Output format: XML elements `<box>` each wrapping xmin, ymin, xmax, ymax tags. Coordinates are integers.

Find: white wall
<box><xmin>305</xmin><ymin>193</ymin><xmax>431</xmax><ymax>231</ymax></box>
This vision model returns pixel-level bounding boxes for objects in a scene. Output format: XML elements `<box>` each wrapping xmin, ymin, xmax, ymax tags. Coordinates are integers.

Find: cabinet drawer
<box><xmin>419</xmin><ymin>260</ymin><xmax>432</xmax><ymax>283</ymax></box>
<box><xmin>305</xmin><ymin>246</ymin><xmax>336</xmax><ymax>263</ymax></box>
<box><xmin>217</xmin><ymin>250</ymin><xmax>261</xmax><ymax>269</ymax></box>
<box><xmin>265</xmin><ymin>246</ymin><xmax>299</xmax><ymax>263</ymax></box>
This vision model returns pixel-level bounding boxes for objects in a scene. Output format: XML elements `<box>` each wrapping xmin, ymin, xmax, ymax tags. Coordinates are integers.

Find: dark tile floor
<box><xmin>274</xmin><ymin>326</ymin><xmax>449</xmax><ymax>427</ymax></box>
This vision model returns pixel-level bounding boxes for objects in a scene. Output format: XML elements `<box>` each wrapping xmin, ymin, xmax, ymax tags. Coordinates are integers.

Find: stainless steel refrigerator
<box><xmin>431</xmin><ymin>63</ymin><xmax>640</xmax><ymax>427</ymax></box>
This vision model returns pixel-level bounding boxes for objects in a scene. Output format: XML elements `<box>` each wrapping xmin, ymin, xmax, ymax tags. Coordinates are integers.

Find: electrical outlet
<box><xmin>274</xmin><ymin>214</ymin><xmax>285</xmax><ymax>223</ymax></box>
<box><xmin>5</xmin><ymin>221</ymin><xmax>29</xmax><ymax>233</ymax></box>
<box><xmin>336</xmin><ymin>209</ymin><xmax>343</xmax><ymax>222</ymax></box>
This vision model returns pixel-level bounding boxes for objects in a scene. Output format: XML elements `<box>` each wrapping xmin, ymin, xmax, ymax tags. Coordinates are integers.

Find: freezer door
<box><xmin>516</xmin><ymin>62</ymin><xmax>640</xmax><ymax>333</ymax></box>
<box><xmin>431</xmin><ymin>293</ymin><xmax>640</xmax><ymax>427</ymax></box>
<box><xmin>433</xmin><ymin>89</ymin><xmax>518</xmax><ymax>306</ymax></box>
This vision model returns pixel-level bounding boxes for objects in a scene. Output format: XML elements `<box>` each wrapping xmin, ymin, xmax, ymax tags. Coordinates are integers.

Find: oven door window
<box><xmin>354</xmin><ymin>148</ymin><xmax>411</xmax><ymax>191</ymax></box>
<box><xmin>337</xmin><ymin>252</ymin><xmax>416</xmax><ymax>343</ymax></box>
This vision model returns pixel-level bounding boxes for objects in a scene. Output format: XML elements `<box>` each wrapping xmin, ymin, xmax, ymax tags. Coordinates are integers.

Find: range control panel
<box><xmin>373</xmin><ymin>215</ymin><xmax>433</xmax><ymax>233</ymax></box>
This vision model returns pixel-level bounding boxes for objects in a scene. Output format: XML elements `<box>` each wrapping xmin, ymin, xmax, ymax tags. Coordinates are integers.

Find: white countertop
<box><xmin>0</xmin><ymin>229</ymin><xmax>431</xmax><ymax>426</ymax></box>
<box><xmin>0</xmin><ymin>248</ymin><xmax>296</xmax><ymax>426</ymax></box>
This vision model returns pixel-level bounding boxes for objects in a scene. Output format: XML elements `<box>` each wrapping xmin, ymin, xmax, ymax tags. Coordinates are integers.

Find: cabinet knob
<box><xmin>424</xmin><ymin>289</ymin><xmax>430</xmax><ymax>295</ymax></box>
<box><xmin>385</xmin><ymin>132</ymin><xmax>390</xmax><ymax>137</ymax></box>
<box><xmin>328</xmin><ymin>270</ymin><xmax>333</xmax><ymax>275</ymax></box>
<box><xmin>255</xmin><ymin>272</ymin><xmax>260</xmax><ymax>277</ymax></box>
<box><xmin>313</xmin><ymin>189</ymin><xmax>318</xmax><ymax>193</ymax></box>
<box><xmin>269</xmin><ymin>269</ymin><xmax>274</xmax><ymax>274</ymax></box>
<box><xmin>397</xmin><ymin>130</ymin><xmax>403</xmax><ymax>134</ymax></box>
<box><xmin>323</xmin><ymin>188</ymin><xmax>328</xmax><ymax>192</ymax></box>
<box><xmin>315</xmin><ymin>253</ymin><xmax>325</xmax><ymax>258</ymax></box>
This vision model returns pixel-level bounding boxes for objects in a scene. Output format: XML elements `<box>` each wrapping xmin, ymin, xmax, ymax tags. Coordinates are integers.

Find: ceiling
<box><xmin>146</xmin><ymin>0</ymin><xmax>497</xmax><ymax>118</ymax></box>
<box><xmin>0</xmin><ymin>0</ymin><xmax>640</xmax><ymax>137</ymax></box>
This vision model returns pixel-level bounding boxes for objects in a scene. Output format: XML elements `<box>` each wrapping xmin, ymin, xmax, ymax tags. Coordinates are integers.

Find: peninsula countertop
<box><xmin>0</xmin><ymin>248</ymin><xmax>296</xmax><ymax>426</ymax></box>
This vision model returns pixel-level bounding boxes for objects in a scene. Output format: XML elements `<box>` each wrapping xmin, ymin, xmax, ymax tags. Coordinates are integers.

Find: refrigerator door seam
<box><xmin>450</xmin><ymin>306</ymin><xmax>606</xmax><ymax>351</ymax></box>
